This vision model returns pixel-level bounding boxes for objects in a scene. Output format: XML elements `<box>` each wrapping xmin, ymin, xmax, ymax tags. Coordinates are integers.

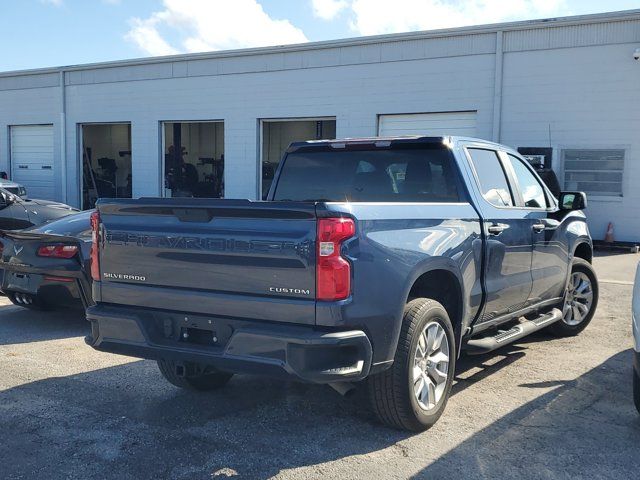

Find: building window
<box><xmin>261</xmin><ymin>118</ymin><xmax>336</xmax><ymax>199</ymax></box>
<box><xmin>562</xmin><ymin>149</ymin><xmax>624</xmax><ymax>197</ymax></box>
<box><xmin>162</xmin><ymin>121</ymin><xmax>224</xmax><ymax>198</ymax></box>
<box><xmin>81</xmin><ymin>123</ymin><xmax>132</xmax><ymax>209</ymax></box>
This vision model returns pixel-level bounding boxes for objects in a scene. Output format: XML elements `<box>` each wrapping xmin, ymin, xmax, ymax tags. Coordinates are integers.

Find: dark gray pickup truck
<box><xmin>86</xmin><ymin>136</ymin><xmax>598</xmax><ymax>431</ymax></box>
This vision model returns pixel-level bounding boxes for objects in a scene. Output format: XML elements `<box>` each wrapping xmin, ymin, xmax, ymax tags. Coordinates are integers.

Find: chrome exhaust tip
<box><xmin>14</xmin><ymin>294</ymin><xmax>23</xmax><ymax>304</ymax></box>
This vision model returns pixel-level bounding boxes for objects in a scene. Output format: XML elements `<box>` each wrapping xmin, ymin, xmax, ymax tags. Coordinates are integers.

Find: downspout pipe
<box><xmin>59</xmin><ymin>70</ymin><xmax>67</xmax><ymax>203</ymax></box>
<box><xmin>492</xmin><ymin>31</ymin><xmax>504</xmax><ymax>143</ymax></box>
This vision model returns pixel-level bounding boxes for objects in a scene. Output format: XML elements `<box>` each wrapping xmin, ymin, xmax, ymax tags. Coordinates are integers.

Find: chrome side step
<box><xmin>464</xmin><ymin>308</ymin><xmax>563</xmax><ymax>355</ymax></box>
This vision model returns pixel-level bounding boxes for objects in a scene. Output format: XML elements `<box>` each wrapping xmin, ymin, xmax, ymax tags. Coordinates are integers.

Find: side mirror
<box><xmin>559</xmin><ymin>191</ymin><xmax>587</xmax><ymax>211</ymax></box>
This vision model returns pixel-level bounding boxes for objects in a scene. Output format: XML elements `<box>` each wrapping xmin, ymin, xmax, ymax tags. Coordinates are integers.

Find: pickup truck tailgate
<box><xmin>95</xmin><ymin>199</ymin><xmax>317</xmax><ymax>324</ymax></box>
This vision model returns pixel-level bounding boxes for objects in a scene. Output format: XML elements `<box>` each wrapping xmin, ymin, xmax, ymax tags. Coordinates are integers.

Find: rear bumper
<box><xmin>86</xmin><ymin>304</ymin><xmax>373</xmax><ymax>383</ymax></box>
<box><xmin>0</xmin><ymin>266</ymin><xmax>89</xmax><ymax>308</ymax></box>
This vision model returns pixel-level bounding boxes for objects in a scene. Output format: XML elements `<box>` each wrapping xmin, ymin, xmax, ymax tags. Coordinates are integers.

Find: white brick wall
<box><xmin>0</xmin><ymin>86</ymin><xmax>62</xmax><ymax>199</ymax></box>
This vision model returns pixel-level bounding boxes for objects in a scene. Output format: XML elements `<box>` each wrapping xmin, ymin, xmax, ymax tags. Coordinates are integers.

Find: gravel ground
<box><xmin>0</xmin><ymin>252</ymin><xmax>639</xmax><ymax>479</ymax></box>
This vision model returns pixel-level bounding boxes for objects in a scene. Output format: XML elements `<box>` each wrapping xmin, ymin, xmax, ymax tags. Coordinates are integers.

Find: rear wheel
<box><xmin>549</xmin><ymin>258</ymin><xmax>598</xmax><ymax>337</ymax></box>
<box><xmin>368</xmin><ymin>298</ymin><xmax>456</xmax><ymax>431</ymax></box>
<box><xmin>157</xmin><ymin>359</ymin><xmax>233</xmax><ymax>391</ymax></box>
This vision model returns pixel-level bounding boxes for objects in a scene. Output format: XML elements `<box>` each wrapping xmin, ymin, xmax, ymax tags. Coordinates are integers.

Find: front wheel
<box><xmin>368</xmin><ymin>298</ymin><xmax>456</xmax><ymax>431</ymax></box>
<box><xmin>549</xmin><ymin>258</ymin><xmax>598</xmax><ymax>337</ymax></box>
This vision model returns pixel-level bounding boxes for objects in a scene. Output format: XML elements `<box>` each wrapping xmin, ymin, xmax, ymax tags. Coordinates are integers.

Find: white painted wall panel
<box><xmin>57</xmin><ymin>52</ymin><xmax>495</xmax><ymax>204</ymax></box>
<box><xmin>504</xmin><ymin>19</ymin><xmax>640</xmax><ymax>52</ymax></box>
<box><xmin>500</xmin><ymin>43</ymin><xmax>640</xmax><ymax>241</ymax></box>
<box><xmin>378</xmin><ymin>112</ymin><xmax>477</xmax><ymax>137</ymax></box>
<box><xmin>10</xmin><ymin>125</ymin><xmax>55</xmax><ymax>199</ymax></box>
<box><xmin>0</xmin><ymin>72</ymin><xmax>58</xmax><ymax>91</ymax></box>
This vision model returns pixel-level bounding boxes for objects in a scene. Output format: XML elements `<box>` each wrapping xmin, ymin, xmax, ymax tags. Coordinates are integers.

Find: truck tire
<box><xmin>368</xmin><ymin>298</ymin><xmax>456</xmax><ymax>431</ymax></box>
<box><xmin>549</xmin><ymin>258</ymin><xmax>598</xmax><ymax>337</ymax></box>
<box><xmin>157</xmin><ymin>359</ymin><xmax>233</xmax><ymax>391</ymax></box>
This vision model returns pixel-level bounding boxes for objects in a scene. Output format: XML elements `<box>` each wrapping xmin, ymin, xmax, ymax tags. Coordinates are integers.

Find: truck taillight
<box><xmin>90</xmin><ymin>211</ymin><xmax>100</xmax><ymax>282</ymax></box>
<box><xmin>316</xmin><ymin>217</ymin><xmax>355</xmax><ymax>301</ymax></box>
<box><xmin>37</xmin><ymin>244</ymin><xmax>78</xmax><ymax>258</ymax></box>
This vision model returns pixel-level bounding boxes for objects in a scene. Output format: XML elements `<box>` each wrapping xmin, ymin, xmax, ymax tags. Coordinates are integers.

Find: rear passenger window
<box><xmin>273</xmin><ymin>147</ymin><xmax>462</xmax><ymax>203</ymax></box>
<box><xmin>467</xmin><ymin>148</ymin><xmax>514</xmax><ymax>207</ymax></box>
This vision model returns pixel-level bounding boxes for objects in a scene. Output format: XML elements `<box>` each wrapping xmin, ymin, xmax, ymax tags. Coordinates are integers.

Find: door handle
<box><xmin>487</xmin><ymin>224</ymin><xmax>505</xmax><ymax>235</ymax></box>
<box><xmin>532</xmin><ymin>223</ymin><xmax>546</xmax><ymax>232</ymax></box>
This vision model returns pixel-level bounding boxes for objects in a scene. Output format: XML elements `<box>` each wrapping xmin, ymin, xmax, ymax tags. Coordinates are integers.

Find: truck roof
<box><xmin>288</xmin><ymin>135</ymin><xmax>506</xmax><ymax>151</ymax></box>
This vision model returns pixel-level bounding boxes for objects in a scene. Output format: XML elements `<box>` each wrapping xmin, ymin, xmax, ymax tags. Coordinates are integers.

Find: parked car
<box><xmin>633</xmin><ymin>263</ymin><xmax>640</xmax><ymax>413</ymax></box>
<box><xmin>0</xmin><ymin>187</ymin><xmax>77</xmax><ymax>230</ymax></box>
<box><xmin>0</xmin><ymin>210</ymin><xmax>93</xmax><ymax>309</ymax></box>
<box><xmin>0</xmin><ymin>179</ymin><xmax>27</xmax><ymax>198</ymax></box>
<box><xmin>85</xmin><ymin>136</ymin><xmax>598</xmax><ymax>431</ymax></box>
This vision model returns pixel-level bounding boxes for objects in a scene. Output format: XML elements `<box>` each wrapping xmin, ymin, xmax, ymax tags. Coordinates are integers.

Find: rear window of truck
<box><xmin>272</xmin><ymin>147</ymin><xmax>461</xmax><ymax>203</ymax></box>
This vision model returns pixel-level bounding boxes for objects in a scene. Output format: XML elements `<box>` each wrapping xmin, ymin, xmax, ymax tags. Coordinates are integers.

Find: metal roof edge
<box><xmin>1</xmin><ymin>8</ymin><xmax>639</xmax><ymax>78</ymax></box>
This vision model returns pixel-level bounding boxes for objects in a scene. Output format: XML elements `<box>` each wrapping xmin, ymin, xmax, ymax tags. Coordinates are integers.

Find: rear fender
<box><xmin>383</xmin><ymin>258</ymin><xmax>466</xmax><ymax>363</ymax></box>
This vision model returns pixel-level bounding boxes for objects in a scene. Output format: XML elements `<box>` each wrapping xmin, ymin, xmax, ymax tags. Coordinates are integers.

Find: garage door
<box><xmin>378</xmin><ymin>112</ymin><xmax>477</xmax><ymax>137</ymax></box>
<box><xmin>10</xmin><ymin>125</ymin><xmax>55</xmax><ymax>200</ymax></box>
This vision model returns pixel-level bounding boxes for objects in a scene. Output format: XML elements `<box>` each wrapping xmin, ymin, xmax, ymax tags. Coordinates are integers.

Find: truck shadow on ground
<box><xmin>0</xmin><ymin>303</ymin><xmax>87</xmax><ymax>346</ymax></box>
<box><xmin>2</xmin><ymin>334</ymin><xmax>639</xmax><ymax>479</ymax></box>
<box><xmin>418</xmin><ymin>348</ymin><xmax>640</xmax><ymax>479</ymax></box>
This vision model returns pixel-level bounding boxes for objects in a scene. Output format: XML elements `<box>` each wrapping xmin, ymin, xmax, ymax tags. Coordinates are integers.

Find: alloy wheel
<box><xmin>413</xmin><ymin>321</ymin><xmax>450</xmax><ymax>411</ymax></box>
<box><xmin>563</xmin><ymin>271</ymin><xmax>594</xmax><ymax>326</ymax></box>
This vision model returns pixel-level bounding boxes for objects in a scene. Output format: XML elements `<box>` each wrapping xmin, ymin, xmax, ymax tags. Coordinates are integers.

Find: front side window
<box><xmin>467</xmin><ymin>148</ymin><xmax>513</xmax><ymax>207</ymax></box>
<box><xmin>507</xmin><ymin>154</ymin><xmax>548</xmax><ymax>209</ymax></box>
<box><xmin>272</xmin><ymin>146</ymin><xmax>461</xmax><ymax>203</ymax></box>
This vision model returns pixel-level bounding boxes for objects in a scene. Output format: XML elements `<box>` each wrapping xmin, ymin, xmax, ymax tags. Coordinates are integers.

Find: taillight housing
<box><xmin>37</xmin><ymin>244</ymin><xmax>78</xmax><ymax>258</ymax></box>
<box><xmin>90</xmin><ymin>210</ymin><xmax>101</xmax><ymax>281</ymax></box>
<box><xmin>316</xmin><ymin>217</ymin><xmax>355</xmax><ymax>301</ymax></box>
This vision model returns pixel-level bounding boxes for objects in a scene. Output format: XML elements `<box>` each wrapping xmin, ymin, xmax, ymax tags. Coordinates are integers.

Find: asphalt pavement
<box><xmin>0</xmin><ymin>252</ymin><xmax>639</xmax><ymax>479</ymax></box>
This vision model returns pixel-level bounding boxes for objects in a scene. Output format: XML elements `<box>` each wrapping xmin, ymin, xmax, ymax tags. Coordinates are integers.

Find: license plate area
<box><xmin>7</xmin><ymin>272</ymin><xmax>35</xmax><ymax>293</ymax></box>
<box><xmin>180</xmin><ymin>326</ymin><xmax>219</xmax><ymax>346</ymax></box>
<box><xmin>152</xmin><ymin>313</ymin><xmax>234</xmax><ymax>349</ymax></box>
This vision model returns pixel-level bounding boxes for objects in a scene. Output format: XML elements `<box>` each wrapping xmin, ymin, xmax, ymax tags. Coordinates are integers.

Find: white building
<box><xmin>1</xmin><ymin>10</ymin><xmax>639</xmax><ymax>239</ymax></box>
